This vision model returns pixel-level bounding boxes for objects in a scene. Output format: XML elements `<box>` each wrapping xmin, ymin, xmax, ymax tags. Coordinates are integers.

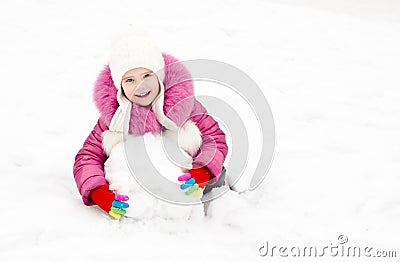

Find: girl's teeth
<box><xmin>136</xmin><ymin>91</ymin><xmax>150</xmax><ymax>97</ymax></box>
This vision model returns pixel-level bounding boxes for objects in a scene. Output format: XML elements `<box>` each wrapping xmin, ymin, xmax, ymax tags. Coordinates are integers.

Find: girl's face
<box><xmin>121</xmin><ymin>67</ymin><xmax>161</xmax><ymax>106</ymax></box>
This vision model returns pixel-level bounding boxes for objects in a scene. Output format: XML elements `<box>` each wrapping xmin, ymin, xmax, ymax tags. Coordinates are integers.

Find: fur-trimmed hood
<box><xmin>93</xmin><ymin>53</ymin><xmax>195</xmax><ymax>135</ymax></box>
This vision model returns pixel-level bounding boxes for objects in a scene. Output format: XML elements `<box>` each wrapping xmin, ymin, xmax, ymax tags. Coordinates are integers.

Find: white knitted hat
<box><xmin>108</xmin><ymin>27</ymin><xmax>178</xmax><ymax>135</ymax></box>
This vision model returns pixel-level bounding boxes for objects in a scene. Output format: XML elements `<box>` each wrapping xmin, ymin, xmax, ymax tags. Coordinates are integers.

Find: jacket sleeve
<box><xmin>190</xmin><ymin>100</ymin><xmax>228</xmax><ymax>181</ymax></box>
<box><xmin>73</xmin><ymin>118</ymin><xmax>109</xmax><ymax>206</ymax></box>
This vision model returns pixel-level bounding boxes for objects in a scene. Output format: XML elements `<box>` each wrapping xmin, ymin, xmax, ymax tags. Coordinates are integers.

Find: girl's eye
<box><xmin>144</xmin><ymin>73</ymin><xmax>151</xmax><ymax>78</ymax></box>
<box><xmin>125</xmin><ymin>78</ymin><xmax>134</xmax><ymax>83</ymax></box>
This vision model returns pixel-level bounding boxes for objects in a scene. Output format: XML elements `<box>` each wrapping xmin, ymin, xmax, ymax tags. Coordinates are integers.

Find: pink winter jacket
<box><xmin>73</xmin><ymin>53</ymin><xmax>228</xmax><ymax>206</ymax></box>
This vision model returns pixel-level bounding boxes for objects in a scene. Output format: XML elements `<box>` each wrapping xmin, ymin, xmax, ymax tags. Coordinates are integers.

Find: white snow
<box><xmin>1</xmin><ymin>0</ymin><xmax>400</xmax><ymax>261</ymax></box>
<box><xmin>104</xmin><ymin>133</ymin><xmax>204</xmax><ymax>220</ymax></box>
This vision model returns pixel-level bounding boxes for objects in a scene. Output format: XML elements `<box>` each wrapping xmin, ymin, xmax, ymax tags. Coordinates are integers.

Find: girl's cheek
<box><xmin>124</xmin><ymin>90</ymin><xmax>133</xmax><ymax>100</ymax></box>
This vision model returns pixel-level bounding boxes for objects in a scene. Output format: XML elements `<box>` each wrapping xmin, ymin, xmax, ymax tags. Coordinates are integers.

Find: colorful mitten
<box><xmin>89</xmin><ymin>184</ymin><xmax>129</xmax><ymax>219</ymax></box>
<box><xmin>178</xmin><ymin>164</ymin><xmax>213</xmax><ymax>198</ymax></box>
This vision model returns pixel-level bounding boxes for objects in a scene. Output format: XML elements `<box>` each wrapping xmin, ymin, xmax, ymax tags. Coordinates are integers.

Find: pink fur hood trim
<box><xmin>93</xmin><ymin>53</ymin><xmax>194</xmax><ymax>134</ymax></box>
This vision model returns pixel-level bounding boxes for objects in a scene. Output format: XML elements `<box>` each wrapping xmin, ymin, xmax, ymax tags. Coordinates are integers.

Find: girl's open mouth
<box><xmin>135</xmin><ymin>90</ymin><xmax>150</xmax><ymax>98</ymax></box>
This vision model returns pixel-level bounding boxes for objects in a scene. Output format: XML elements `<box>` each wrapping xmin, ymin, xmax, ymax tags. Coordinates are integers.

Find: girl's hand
<box><xmin>178</xmin><ymin>164</ymin><xmax>212</xmax><ymax>198</ymax></box>
<box><xmin>89</xmin><ymin>184</ymin><xmax>129</xmax><ymax>220</ymax></box>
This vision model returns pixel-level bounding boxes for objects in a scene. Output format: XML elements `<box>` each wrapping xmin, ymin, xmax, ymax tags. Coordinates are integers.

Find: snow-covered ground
<box><xmin>1</xmin><ymin>0</ymin><xmax>400</xmax><ymax>261</ymax></box>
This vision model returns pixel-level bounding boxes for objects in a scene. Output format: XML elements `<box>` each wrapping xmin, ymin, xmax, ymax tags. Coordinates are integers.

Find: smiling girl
<box><xmin>73</xmin><ymin>28</ymin><xmax>228</xmax><ymax>220</ymax></box>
